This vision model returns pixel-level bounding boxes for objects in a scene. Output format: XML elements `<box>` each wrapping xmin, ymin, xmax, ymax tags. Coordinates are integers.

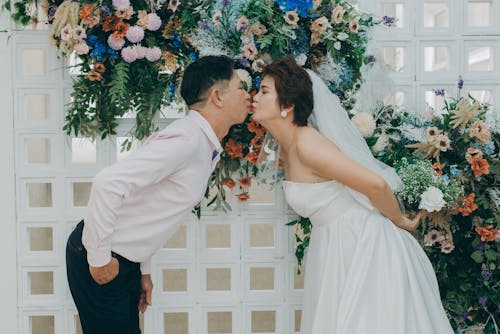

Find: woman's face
<box><xmin>251</xmin><ymin>75</ymin><xmax>281</xmax><ymax>123</ymax></box>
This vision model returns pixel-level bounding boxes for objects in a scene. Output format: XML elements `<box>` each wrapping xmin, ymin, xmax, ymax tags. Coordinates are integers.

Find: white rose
<box><xmin>235</xmin><ymin>69</ymin><xmax>252</xmax><ymax>91</ymax></box>
<box><xmin>295</xmin><ymin>53</ymin><xmax>307</xmax><ymax>66</ymax></box>
<box><xmin>351</xmin><ymin>112</ymin><xmax>376</xmax><ymax>138</ymax></box>
<box><xmin>337</xmin><ymin>32</ymin><xmax>349</xmax><ymax>41</ymax></box>
<box><xmin>419</xmin><ymin>186</ymin><xmax>446</xmax><ymax>212</ymax></box>
<box><xmin>372</xmin><ymin>133</ymin><xmax>389</xmax><ymax>152</ymax></box>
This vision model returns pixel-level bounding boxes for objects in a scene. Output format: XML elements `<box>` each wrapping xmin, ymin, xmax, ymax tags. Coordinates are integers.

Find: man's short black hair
<box><xmin>180</xmin><ymin>55</ymin><xmax>235</xmax><ymax>106</ymax></box>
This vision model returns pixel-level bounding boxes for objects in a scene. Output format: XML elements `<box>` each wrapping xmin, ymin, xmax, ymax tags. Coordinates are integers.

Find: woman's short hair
<box><xmin>181</xmin><ymin>55</ymin><xmax>235</xmax><ymax>107</ymax></box>
<box><xmin>262</xmin><ymin>56</ymin><xmax>313</xmax><ymax>126</ymax></box>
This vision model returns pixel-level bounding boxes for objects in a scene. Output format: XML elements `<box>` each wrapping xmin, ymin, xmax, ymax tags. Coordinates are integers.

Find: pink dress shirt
<box><xmin>82</xmin><ymin>110</ymin><xmax>222</xmax><ymax>274</ymax></box>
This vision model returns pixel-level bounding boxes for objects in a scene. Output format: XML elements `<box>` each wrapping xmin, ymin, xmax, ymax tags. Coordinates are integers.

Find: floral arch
<box><xmin>3</xmin><ymin>0</ymin><xmax>499</xmax><ymax>331</ymax></box>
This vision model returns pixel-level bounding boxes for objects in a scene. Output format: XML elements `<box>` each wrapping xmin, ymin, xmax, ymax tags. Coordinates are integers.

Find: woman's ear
<box><xmin>283</xmin><ymin>104</ymin><xmax>294</xmax><ymax>115</ymax></box>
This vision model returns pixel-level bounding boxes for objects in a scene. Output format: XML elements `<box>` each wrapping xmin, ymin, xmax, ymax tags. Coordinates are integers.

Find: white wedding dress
<box><xmin>283</xmin><ymin>179</ymin><xmax>454</xmax><ymax>334</ymax></box>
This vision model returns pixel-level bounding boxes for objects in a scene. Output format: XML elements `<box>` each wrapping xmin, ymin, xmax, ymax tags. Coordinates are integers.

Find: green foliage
<box><xmin>287</xmin><ymin>216</ymin><xmax>312</xmax><ymax>273</ymax></box>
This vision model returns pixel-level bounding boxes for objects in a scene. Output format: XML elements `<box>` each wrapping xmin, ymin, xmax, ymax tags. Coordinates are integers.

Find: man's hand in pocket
<box><xmin>89</xmin><ymin>257</ymin><xmax>119</xmax><ymax>285</ymax></box>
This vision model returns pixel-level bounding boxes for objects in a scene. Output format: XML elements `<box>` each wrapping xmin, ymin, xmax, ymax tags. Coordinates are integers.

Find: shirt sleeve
<box><xmin>140</xmin><ymin>258</ymin><xmax>152</xmax><ymax>275</ymax></box>
<box><xmin>82</xmin><ymin>128</ymin><xmax>195</xmax><ymax>268</ymax></box>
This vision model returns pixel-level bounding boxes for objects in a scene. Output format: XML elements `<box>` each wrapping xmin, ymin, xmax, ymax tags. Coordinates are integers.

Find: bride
<box><xmin>251</xmin><ymin>56</ymin><xmax>454</xmax><ymax>333</ymax></box>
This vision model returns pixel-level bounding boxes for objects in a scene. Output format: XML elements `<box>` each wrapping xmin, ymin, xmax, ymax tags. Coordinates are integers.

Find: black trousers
<box><xmin>66</xmin><ymin>221</ymin><xmax>142</xmax><ymax>334</ymax></box>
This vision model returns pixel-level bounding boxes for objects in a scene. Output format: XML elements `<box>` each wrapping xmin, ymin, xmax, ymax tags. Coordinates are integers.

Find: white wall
<box><xmin>0</xmin><ymin>10</ymin><xmax>18</xmax><ymax>334</ymax></box>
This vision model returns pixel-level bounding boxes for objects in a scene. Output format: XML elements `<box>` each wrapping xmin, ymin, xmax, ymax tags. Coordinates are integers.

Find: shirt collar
<box><xmin>188</xmin><ymin>110</ymin><xmax>223</xmax><ymax>153</ymax></box>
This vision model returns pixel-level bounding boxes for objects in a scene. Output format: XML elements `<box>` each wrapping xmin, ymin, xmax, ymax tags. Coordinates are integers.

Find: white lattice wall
<box><xmin>1</xmin><ymin>1</ymin><xmax>499</xmax><ymax>333</ymax></box>
<box><xmin>363</xmin><ymin>0</ymin><xmax>500</xmax><ymax>111</ymax></box>
<box><xmin>3</xmin><ymin>29</ymin><xmax>304</xmax><ymax>334</ymax></box>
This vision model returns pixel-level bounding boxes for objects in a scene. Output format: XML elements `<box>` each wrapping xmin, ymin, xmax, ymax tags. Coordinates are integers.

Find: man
<box><xmin>66</xmin><ymin>55</ymin><xmax>251</xmax><ymax>333</ymax></box>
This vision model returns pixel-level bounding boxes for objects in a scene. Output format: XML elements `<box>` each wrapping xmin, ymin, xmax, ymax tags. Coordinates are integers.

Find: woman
<box><xmin>251</xmin><ymin>56</ymin><xmax>453</xmax><ymax>333</ymax></box>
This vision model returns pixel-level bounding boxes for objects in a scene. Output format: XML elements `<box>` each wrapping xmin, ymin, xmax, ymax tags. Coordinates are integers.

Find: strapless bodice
<box><xmin>282</xmin><ymin>180</ymin><xmax>376</xmax><ymax>225</ymax></box>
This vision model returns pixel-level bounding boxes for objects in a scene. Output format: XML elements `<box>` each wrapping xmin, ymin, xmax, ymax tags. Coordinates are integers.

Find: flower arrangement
<box><xmin>396</xmin><ymin>157</ymin><xmax>463</xmax><ymax>214</ymax></box>
<box><xmin>4</xmin><ymin>0</ymin><xmax>212</xmax><ymax>143</ymax></box>
<box><xmin>7</xmin><ymin>0</ymin><xmax>498</xmax><ymax>330</ymax></box>
<box><xmin>365</xmin><ymin>80</ymin><xmax>499</xmax><ymax>332</ymax></box>
<box><xmin>191</xmin><ymin>0</ymin><xmax>379</xmax><ymax>206</ymax></box>
<box><xmin>293</xmin><ymin>78</ymin><xmax>499</xmax><ymax>331</ymax></box>
<box><xmin>3</xmin><ymin>0</ymin><xmax>380</xmax><ymax>207</ymax></box>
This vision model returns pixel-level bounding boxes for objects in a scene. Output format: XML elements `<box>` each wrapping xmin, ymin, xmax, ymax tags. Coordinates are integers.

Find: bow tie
<box><xmin>212</xmin><ymin>150</ymin><xmax>219</xmax><ymax>161</ymax></box>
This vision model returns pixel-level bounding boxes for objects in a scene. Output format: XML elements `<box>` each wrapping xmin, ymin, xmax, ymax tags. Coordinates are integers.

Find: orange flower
<box><xmin>245</xmin><ymin>151</ymin><xmax>259</xmax><ymax>165</ymax></box>
<box><xmin>470</xmin><ymin>157</ymin><xmax>489</xmax><ymax>177</ymax></box>
<box><xmin>455</xmin><ymin>193</ymin><xmax>478</xmax><ymax>217</ymax></box>
<box><xmin>475</xmin><ymin>225</ymin><xmax>497</xmax><ymax>242</ymax></box>
<box><xmin>236</xmin><ymin>192</ymin><xmax>250</xmax><ymax>202</ymax></box>
<box><xmin>94</xmin><ymin>62</ymin><xmax>106</xmax><ymax>73</ymax></box>
<box><xmin>432</xmin><ymin>162</ymin><xmax>445</xmax><ymax>176</ymax></box>
<box><xmin>87</xmin><ymin>70</ymin><xmax>102</xmax><ymax>81</ymax></box>
<box><xmin>113</xmin><ymin>21</ymin><xmax>130</xmax><ymax>39</ymax></box>
<box><xmin>103</xmin><ymin>16</ymin><xmax>120</xmax><ymax>32</ymax></box>
<box><xmin>221</xmin><ymin>178</ymin><xmax>236</xmax><ymax>189</ymax></box>
<box><xmin>251</xmin><ymin>135</ymin><xmax>263</xmax><ymax>149</ymax></box>
<box><xmin>239</xmin><ymin>177</ymin><xmax>252</xmax><ymax>188</ymax></box>
<box><xmin>79</xmin><ymin>4</ymin><xmax>95</xmax><ymax>19</ymax></box>
<box><xmin>224</xmin><ymin>139</ymin><xmax>244</xmax><ymax>159</ymax></box>
<box><xmin>247</xmin><ymin>118</ymin><xmax>264</xmax><ymax>133</ymax></box>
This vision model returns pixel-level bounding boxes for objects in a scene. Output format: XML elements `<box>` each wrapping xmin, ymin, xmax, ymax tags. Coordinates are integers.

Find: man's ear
<box><xmin>210</xmin><ymin>89</ymin><xmax>223</xmax><ymax>107</ymax></box>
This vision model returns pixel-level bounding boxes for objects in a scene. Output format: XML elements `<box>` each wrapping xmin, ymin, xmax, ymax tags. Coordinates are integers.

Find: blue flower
<box><xmin>276</xmin><ymin>0</ymin><xmax>313</xmax><ymax>17</ymax></box>
<box><xmin>474</xmin><ymin>141</ymin><xmax>495</xmax><ymax>156</ymax></box>
<box><xmin>189</xmin><ymin>51</ymin><xmax>197</xmax><ymax>61</ymax></box>
<box><xmin>100</xmin><ymin>5</ymin><xmax>110</xmax><ymax>15</ymax></box>
<box><xmin>478</xmin><ymin>296</ymin><xmax>487</xmax><ymax>306</ymax></box>
<box><xmin>168</xmin><ymin>82</ymin><xmax>176</xmax><ymax>100</ymax></box>
<box><xmin>253</xmin><ymin>76</ymin><xmax>261</xmax><ymax>90</ymax></box>
<box><xmin>434</xmin><ymin>89</ymin><xmax>445</xmax><ymax>96</ymax></box>
<box><xmin>172</xmin><ymin>33</ymin><xmax>182</xmax><ymax>48</ymax></box>
<box><xmin>367</xmin><ymin>55</ymin><xmax>376</xmax><ymax>63</ymax></box>
<box><xmin>481</xmin><ymin>263</ymin><xmax>492</xmax><ymax>281</ymax></box>
<box><xmin>382</xmin><ymin>16</ymin><xmax>396</xmax><ymax>27</ymax></box>
<box><xmin>475</xmin><ymin>243</ymin><xmax>485</xmax><ymax>251</ymax></box>
<box><xmin>339</xmin><ymin>59</ymin><xmax>353</xmax><ymax>85</ymax></box>
<box><xmin>457</xmin><ymin>75</ymin><xmax>464</xmax><ymax>90</ymax></box>
<box><xmin>86</xmin><ymin>35</ymin><xmax>98</xmax><ymax>46</ymax></box>
<box><xmin>95</xmin><ymin>41</ymin><xmax>107</xmax><ymax>53</ymax></box>
<box><xmin>47</xmin><ymin>5</ymin><xmax>57</xmax><ymax>20</ymax></box>
<box><xmin>441</xmin><ymin>174</ymin><xmax>450</xmax><ymax>185</ymax></box>
<box><xmin>91</xmin><ymin>50</ymin><xmax>103</xmax><ymax>62</ymax></box>
<box><xmin>239</xmin><ymin>58</ymin><xmax>250</xmax><ymax>67</ymax></box>
<box><xmin>449</xmin><ymin>165</ymin><xmax>460</xmax><ymax>177</ymax></box>
<box><xmin>199</xmin><ymin>21</ymin><xmax>210</xmax><ymax>29</ymax></box>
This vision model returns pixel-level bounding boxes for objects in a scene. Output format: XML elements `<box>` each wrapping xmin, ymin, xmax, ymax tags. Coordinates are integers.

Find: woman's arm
<box><xmin>296</xmin><ymin>128</ymin><xmax>419</xmax><ymax>231</ymax></box>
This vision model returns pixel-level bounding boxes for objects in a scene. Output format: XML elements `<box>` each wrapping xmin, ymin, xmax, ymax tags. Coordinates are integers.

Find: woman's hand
<box><xmin>396</xmin><ymin>211</ymin><xmax>422</xmax><ymax>233</ymax></box>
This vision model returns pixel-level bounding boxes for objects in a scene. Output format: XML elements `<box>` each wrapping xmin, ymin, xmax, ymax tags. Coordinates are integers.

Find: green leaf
<box><xmin>485</xmin><ymin>249</ymin><xmax>497</xmax><ymax>261</ymax></box>
<box><xmin>470</xmin><ymin>251</ymin><xmax>484</xmax><ymax>263</ymax></box>
<box><xmin>107</xmin><ymin>61</ymin><xmax>130</xmax><ymax>109</ymax></box>
<box><xmin>3</xmin><ymin>0</ymin><xmax>11</xmax><ymax>11</ymax></box>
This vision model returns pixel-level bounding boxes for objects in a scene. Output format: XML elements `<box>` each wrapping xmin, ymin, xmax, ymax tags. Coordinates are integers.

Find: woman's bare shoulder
<box><xmin>295</xmin><ymin>126</ymin><xmax>339</xmax><ymax>153</ymax></box>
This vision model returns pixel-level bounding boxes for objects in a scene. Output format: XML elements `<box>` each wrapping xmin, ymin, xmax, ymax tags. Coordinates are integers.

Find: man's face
<box><xmin>220</xmin><ymin>72</ymin><xmax>251</xmax><ymax>125</ymax></box>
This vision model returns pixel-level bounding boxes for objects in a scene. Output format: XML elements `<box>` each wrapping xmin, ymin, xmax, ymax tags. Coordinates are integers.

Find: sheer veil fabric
<box><xmin>305</xmin><ymin>69</ymin><xmax>402</xmax><ymax>191</ymax></box>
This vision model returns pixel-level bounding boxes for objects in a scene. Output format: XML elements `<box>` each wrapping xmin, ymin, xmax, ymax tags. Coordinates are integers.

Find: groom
<box><xmin>66</xmin><ymin>55</ymin><xmax>251</xmax><ymax>334</ymax></box>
